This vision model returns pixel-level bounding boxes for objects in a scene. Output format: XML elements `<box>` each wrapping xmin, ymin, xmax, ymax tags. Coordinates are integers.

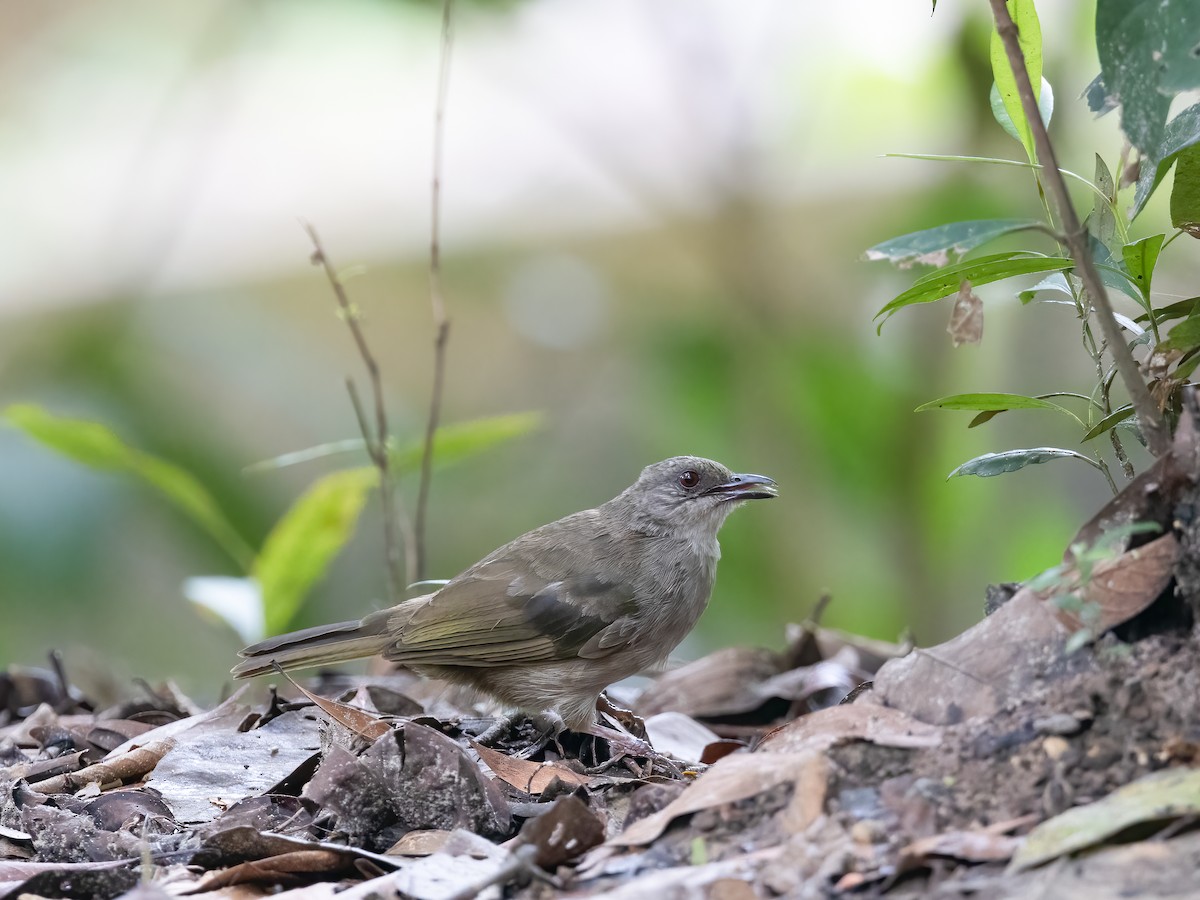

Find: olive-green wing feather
<box><xmin>384</xmin><ymin>517</ymin><xmax>638</xmax><ymax>667</ymax></box>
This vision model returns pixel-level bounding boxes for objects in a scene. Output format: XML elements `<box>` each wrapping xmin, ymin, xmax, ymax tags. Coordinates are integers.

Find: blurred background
<box><xmin>1</xmin><ymin>0</ymin><xmax>1193</xmax><ymax>700</ymax></box>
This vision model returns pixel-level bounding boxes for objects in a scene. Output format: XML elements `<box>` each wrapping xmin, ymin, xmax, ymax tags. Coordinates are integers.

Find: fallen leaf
<box><xmin>757</xmin><ymin>703</ymin><xmax>943</xmax><ymax>754</ymax></box>
<box><xmin>1009</xmin><ymin>766</ymin><xmax>1200</xmax><ymax>872</ymax></box>
<box><xmin>148</xmin><ymin>710</ymin><xmax>321</xmax><ymax>824</ymax></box>
<box><xmin>899</xmin><ymin>829</ymin><xmax>1021</xmax><ymax>867</ymax></box>
<box><xmin>643</xmin><ymin>713</ymin><xmax>721</xmax><ymax>763</ymax></box>
<box><xmin>637</xmin><ymin>647</ymin><xmax>782</xmax><ymax>718</ymax></box>
<box><xmin>517</xmin><ymin>795</ymin><xmax>606</xmax><ymax>869</ymax></box>
<box><xmin>278</xmin><ymin>670</ymin><xmax>393</xmax><ymax>741</ymax></box>
<box><xmin>304</xmin><ymin>723</ymin><xmax>511</xmax><ymax>851</ymax></box>
<box><xmin>191</xmin><ymin>849</ymin><xmax>351</xmax><ymax>891</ymax></box>
<box><xmin>608</xmin><ymin>751</ymin><xmax>824</xmax><ymax>846</ymax></box>
<box><xmin>870</xmin><ymin>588</ymin><xmax>1068</xmax><ymax>725</ymax></box>
<box><xmin>471</xmin><ymin>741</ymin><xmax>589</xmax><ymax>794</ymax></box>
<box><xmin>1050</xmin><ymin>533</ymin><xmax>1180</xmax><ymax>633</ymax></box>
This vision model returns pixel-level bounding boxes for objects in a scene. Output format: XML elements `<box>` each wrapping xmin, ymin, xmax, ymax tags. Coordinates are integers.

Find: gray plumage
<box><xmin>233</xmin><ymin>456</ymin><xmax>776</xmax><ymax>730</ymax></box>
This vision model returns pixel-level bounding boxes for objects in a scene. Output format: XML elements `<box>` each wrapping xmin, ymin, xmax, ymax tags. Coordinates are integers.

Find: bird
<box><xmin>232</xmin><ymin>456</ymin><xmax>776</xmax><ymax>747</ymax></box>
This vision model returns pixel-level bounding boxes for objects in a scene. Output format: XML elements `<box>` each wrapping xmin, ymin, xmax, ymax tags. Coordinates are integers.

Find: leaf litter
<box><xmin>4</xmin><ymin>414</ymin><xmax>1200</xmax><ymax>897</ymax></box>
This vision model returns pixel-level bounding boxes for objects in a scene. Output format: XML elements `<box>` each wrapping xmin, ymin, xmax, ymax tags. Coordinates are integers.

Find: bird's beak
<box><xmin>706</xmin><ymin>473</ymin><xmax>778</xmax><ymax>501</ymax></box>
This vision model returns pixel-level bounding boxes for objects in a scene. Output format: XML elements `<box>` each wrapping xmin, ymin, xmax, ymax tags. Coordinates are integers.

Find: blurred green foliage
<box><xmin>1</xmin><ymin>0</ymin><xmax>1187</xmax><ymax>701</ymax></box>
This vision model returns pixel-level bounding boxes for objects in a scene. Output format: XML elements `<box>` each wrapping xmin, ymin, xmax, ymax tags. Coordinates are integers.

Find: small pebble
<box><xmin>1042</xmin><ymin>736</ymin><xmax>1071</xmax><ymax>760</ymax></box>
<box><xmin>1035</xmin><ymin>713</ymin><xmax>1084</xmax><ymax>736</ymax></box>
<box><xmin>850</xmin><ymin>819</ymin><xmax>885</xmax><ymax>845</ymax></box>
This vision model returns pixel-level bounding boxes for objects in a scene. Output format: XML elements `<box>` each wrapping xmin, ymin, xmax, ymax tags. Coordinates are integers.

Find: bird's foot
<box><xmin>577</xmin><ymin>722</ymin><xmax>684</xmax><ymax>779</ymax></box>
<box><xmin>471</xmin><ymin>713</ymin><xmax>519</xmax><ymax>745</ymax></box>
<box><xmin>471</xmin><ymin>712</ymin><xmax>565</xmax><ymax>760</ymax></box>
<box><xmin>595</xmin><ymin>692</ymin><xmax>648</xmax><ymax>740</ymax></box>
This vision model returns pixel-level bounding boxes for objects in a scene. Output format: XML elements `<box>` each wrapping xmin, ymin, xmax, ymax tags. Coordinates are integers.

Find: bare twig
<box><xmin>988</xmin><ymin>0</ymin><xmax>1169</xmax><ymax>457</ymax></box>
<box><xmin>303</xmin><ymin>221</ymin><xmax>413</xmax><ymax>600</ymax></box>
<box><xmin>415</xmin><ymin>0</ymin><xmax>456</xmax><ymax>582</ymax></box>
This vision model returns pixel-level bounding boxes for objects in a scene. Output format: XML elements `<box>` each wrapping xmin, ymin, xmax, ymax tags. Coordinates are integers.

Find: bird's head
<box><xmin>614</xmin><ymin>456</ymin><xmax>777</xmax><ymax>537</ymax></box>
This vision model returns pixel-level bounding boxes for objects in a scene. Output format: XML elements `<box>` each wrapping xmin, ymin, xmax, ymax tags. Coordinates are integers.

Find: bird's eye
<box><xmin>678</xmin><ymin>470</ymin><xmax>701</xmax><ymax>489</ymax></box>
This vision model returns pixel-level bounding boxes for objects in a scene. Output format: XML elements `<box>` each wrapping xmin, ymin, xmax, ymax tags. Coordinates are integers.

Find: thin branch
<box><xmin>988</xmin><ymin>0</ymin><xmax>1169</xmax><ymax>457</ymax></box>
<box><xmin>303</xmin><ymin>221</ymin><xmax>411</xmax><ymax>601</ymax></box>
<box><xmin>415</xmin><ymin>0</ymin><xmax>456</xmax><ymax>582</ymax></box>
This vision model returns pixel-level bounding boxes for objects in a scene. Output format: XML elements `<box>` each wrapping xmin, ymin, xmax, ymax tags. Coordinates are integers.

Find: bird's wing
<box><xmin>384</xmin><ymin>519</ymin><xmax>639</xmax><ymax>668</ymax></box>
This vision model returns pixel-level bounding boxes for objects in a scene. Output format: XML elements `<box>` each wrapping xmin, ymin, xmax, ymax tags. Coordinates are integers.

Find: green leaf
<box><xmin>1011</xmin><ymin>768</ymin><xmax>1200</xmax><ymax>872</ymax></box>
<box><xmin>1019</xmin><ymin>272</ymin><xmax>1072</xmax><ymax>305</ymax></box>
<box><xmin>1170</xmin><ymin>144</ymin><xmax>1200</xmax><ymax>236</ymax></box>
<box><xmin>875</xmin><ymin>253</ymin><xmax>1073</xmax><ymax>328</ymax></box>
<box><xmin>1121</xmin><ymin>234</ymin><xmax>1165</xmax><ymax>302</ymax></box>
<box><xmin>245</xmin><ymin>412</ymin><xmax>542</xmax><ymax>475</ymax></box>
<box><xmin>1097</xmin><ymin>0</ymin><xmax>1200</xmax><ymax>155</ymax></box>
<box><xmin>1093</xmin><ymin>262</ymin><xmax>1145</xmax><ymax>304</ymax></box>
<box><xmin>916</xmin><ymin>392</ymin><xmax>1072</xmax><ymax>416</ymax></box>
<box><xmin>1158</xmin><ymin>315</ymin><xmax>1200</xmax><ymax>354</ymax></box>
<box><xmin>255</xmin><ymin>467</ymin><xmax>379</xmax><ymax>633</ymax></box>
<box><xmin>390</xmin><ymin>411</ymin><xmax>543</xmax><ymax>473</ymax></box>
<box><xmin>4</xmin><ymin>404</ymin><xmax>253</xmax><ymax>570</ymax></box>
<box><xmin>989</xmin><ymin>78</ymin><xmax>1053</xmax><ymax>158</ymax></box>
<box><xmin>1136</xmin><ymin>296</ymin><xmax>1200</xmax><ymax>324</ymax></box>
<box><xmin>1134</xmin><ymin>103</ymin><xmax>1200</xmax><ymax>216</ymax></box>
<box><xmin>1086</xmin><ymin>154</ymin><xmax>1118</xmax><ymax>255</ymax></box>
<box><xmin>864</xmin><ymin>219</ymin><xmax>1042</xmax><ymax>268</ymax></box>
<box><xmin>1081</xmin><ymin>406</ymin><xmax>1135</xmax><ymax>442</ymax></box>
<box><xmin>990</xmin><ymin>0</ymin><xmax>1043</xmax><ymax>162</ymax></box>
<box><xmin>948</xmin><ymin>447</ymin><xmax>1096</xmax><ymax>479</ymax></box>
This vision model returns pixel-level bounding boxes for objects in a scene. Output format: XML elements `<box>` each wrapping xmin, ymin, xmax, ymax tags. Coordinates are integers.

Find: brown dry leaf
<box><xmin>756</xmin><ymin>703</ymin><xmax>942</xmax><ymax>754</ymax></box>
<box><xmin>1051</xmin><ymin>533</ymin><xmax>1180</xmax><ymax>633</ymax></box>
<box><xmin>29</xmin><ymin>739</ymin><xmax>175</xmax><ymax>795</ymax></box>
<box><xmin>304</xmin><ymin>724</ymin><xmax>511</xmax><ymax>851</ymax></box>
<box><xmin>947</xmin><ymin>279</ymin><xmax>984</xmax><ymax>346</ymax></box>
<box><xmin>278</xmin><ymin>671</ymin><xmax>392</xmax><ymax>741</ymax></box>
<box><xmin>385</xmin><ymin>829</ymin><xmax>499</xmax><ymax>859</ymax></box>
<box><xmin>637</xmin><ymin>647</ymin><xmax>782</xmax><ymax>718</ymax></box>
<box><xmin>708</xmin><ymin>877</ymin><xmax>759</xmax><ymax>900</ymax></box>
<box><xmin>517</xmin><ymin>794</ymin><xmax>606</xmax><ymax>869</ymax></box>
<box><xmin>870</xmin><ymin>588</ymin><xmax>1069</xmax><ymax>725</ymax></box>
<box><xmin>899</xmin><ymin>829</ymin><xmax>1021</xmax><ymax>868</ymax></box>
<box><xmin>190</xmin><ymin>849</ymin><xmax>351</xmax><ymax>891</ymax></box>
<box><xmin>789</xmin><ymin>623</ymin><xmax>909</xmax><ymax>675</ymax></box>
<box><xmin>699</xmin><ymin>740</ymin><xmax>745</xmax><ymax>764</ymax></box>
<box><xmin>608</xmin><ymin>750</ymin><xmax>824</xmax><ymax>846</ymax></box>
<box><xmin>470</xmin><ymin>741</ymin><xmax>589</xmax><ymax>794</ymax></box>
<box><xmin>386</xmin><ymin>830</ymin><xmax>457</xmax><ymax>857</ymax></box>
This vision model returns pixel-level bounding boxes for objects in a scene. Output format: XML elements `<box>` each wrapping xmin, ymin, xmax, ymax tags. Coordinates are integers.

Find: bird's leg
<box><xmin>576</xmin><ymin>722</ymin><xmax>684</xmax><ymax>778</ymax></box>
<box><xmin>474</xmin><ymin>711</ymin><xmax>565</xmax><ymax>760</ymax></box>
<box><xmin>511</xmin><ymin>714</ymin><xmax>565</xmax><ymax>760</ymax></box>
<box><xmin>473</xmin><ymin>712</ymin><xmax>520</xmax><ymax>745</ymax></box>
<box><xmin>595</xmin><ymin>692</ymin><xmax>648</xmax><ymax>739</ymax></box>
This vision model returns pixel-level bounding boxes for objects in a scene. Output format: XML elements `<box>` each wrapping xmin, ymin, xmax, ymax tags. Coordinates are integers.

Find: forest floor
<box><xmin>4</xmin><ymin>425</ymin><xmax>1200</xmax><ymax>899</ymax></box>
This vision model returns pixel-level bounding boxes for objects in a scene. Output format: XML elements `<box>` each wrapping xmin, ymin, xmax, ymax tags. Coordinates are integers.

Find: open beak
<box><xmin>706</xmin><ymin>473</ymin><xmax>778</xmax><ymax>501</ymax></box>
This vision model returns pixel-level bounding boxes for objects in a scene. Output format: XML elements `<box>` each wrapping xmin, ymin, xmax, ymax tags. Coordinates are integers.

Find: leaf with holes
<box><xmin>864</xmin><ymin>219</ymin><xmax>1042</xmax><ymax>269</ymax></box>
<box><xmin>948</xmin><ymin>448</ymin><xmax>1096</xmax><ymax>479</ymax></box>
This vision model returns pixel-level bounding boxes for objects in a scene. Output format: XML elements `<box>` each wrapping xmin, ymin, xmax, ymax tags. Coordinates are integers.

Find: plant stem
<box><xmin>304</xmin><ymin>222</ymin><xmax>411</xmax><ymax>601</ymax></box>
<box><xmin>989</xmin><ymin>0</ymin><xmax>1169</xmax><ymax>458</ymax></box>
<box><xmin>415</xmin><ymin>0</ymin><xmax>455</xmax><ymax>583</ymax></box>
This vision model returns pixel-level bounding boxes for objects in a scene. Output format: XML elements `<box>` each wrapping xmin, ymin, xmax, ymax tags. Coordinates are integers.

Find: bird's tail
<box><xmin>231</xmin><ymin>607</ymin><xmax>398</xmax><ymax>679</ymax></box>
